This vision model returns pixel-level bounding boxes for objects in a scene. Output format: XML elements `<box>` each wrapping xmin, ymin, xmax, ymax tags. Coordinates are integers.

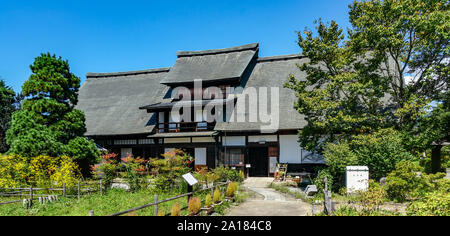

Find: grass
<box><xmin>0</xmin><ymin>183</ymin><xmax>246</xmax><ymax>216</ymax></box>
<box><xmin>268</xmin><ymin>182</ymin><xmax>312</xmax><ymax>203</ymax></box>
<box><xmin>0</xmin><ymin>188</ymin><xmax>212</xmax><ymax>216</ymax></box>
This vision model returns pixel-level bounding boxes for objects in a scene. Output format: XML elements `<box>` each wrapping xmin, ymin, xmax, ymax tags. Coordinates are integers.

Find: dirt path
<box><xmin>226</xmin><ymin>178</ymin><xmax>312</xmax><ymax>216</ymax></box>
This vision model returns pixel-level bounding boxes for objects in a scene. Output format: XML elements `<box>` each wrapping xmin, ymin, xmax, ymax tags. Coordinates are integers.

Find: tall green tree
<box><xmin>0</xmin><ymin>79</ymin><xmax>16</xmax><ymax>153</ymax></box>
<box><xmin>6</xmin><ymin>53</ymin><xmax>99</xmax><ymax>176</ymax></box>
<box><xmin>285</xmin><ymin>0</ymin><xmax>449</xmax><ymax>154</ymax></box>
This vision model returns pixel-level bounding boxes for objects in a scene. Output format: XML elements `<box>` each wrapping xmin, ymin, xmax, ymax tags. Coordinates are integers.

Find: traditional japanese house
<box><xmin>76</xmin><ymin>43</ymin><xmax>325</xmax><ymax>177</ymax></box>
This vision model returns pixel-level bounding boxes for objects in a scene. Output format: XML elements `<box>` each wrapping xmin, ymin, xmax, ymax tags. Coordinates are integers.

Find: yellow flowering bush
<box><xmin>0</xmin><ymin>154</ymin><xmax>30</xmax><ymax>188</ymax></box>
<box><xmin>0</xmin><ymin>154</ymin><xmax>81</xmax><ymax>188</ymax></box>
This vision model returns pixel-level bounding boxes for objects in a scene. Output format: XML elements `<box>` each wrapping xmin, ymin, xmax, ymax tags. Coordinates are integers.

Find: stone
<box><xmin>380</xmin><ymin>177</ymin><xmax>387</xmax><ymax>186</ymax></box>
<box><xmin>305</xmin><ymin>185</ymin><xmax>318</xmax><ymax>196</ymax></box>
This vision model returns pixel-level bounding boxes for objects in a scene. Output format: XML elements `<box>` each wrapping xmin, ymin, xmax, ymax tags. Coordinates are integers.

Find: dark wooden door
<box><xmin>249</xmin><ymin>147</ymin><xmax>269</xmax><ymax>177</ymax></box>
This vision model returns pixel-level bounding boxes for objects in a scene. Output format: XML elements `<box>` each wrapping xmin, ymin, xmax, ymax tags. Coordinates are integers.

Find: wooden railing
<box><xmin>108</xmin><ymin>181</ymin><xmax>229</xmax><ymax>216</ymax></box>
<box><xmin>157</xmin><ymin>121</ymin><xmax>216</xmax><ymax>133</ymax></box>
<box><xmin>0</xmin><ymin>180</ymin><xmax>103</xmax><ymax>207</ymax></box>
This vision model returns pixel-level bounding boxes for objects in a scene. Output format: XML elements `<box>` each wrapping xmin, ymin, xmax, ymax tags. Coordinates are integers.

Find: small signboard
<box><xmin>269</xmin><ymin>157</ymin><xmax>278</xmax><ymax>174</ymax></box>
<box><xmin>182</xmin><ymin>173</ymin><xmax>198</xmax><ymax>186</ymax></box>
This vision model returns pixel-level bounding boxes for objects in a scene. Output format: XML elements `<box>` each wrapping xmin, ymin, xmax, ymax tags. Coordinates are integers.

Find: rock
<box><xmin>305</xmin><ymin>185</ymin><xmax>318</xmax><ymax>196</ymax></box>
<box><xmin>380</xmin><ymin>177</ymin><xmax>387</xmax><ymax>186</ymax></box>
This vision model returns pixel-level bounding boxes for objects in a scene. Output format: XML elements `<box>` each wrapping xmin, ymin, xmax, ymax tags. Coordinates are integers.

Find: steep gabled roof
<box><xmin>214</xmin><ymin>54</ymin><xmax>308</xmax><ymax>132</ymax></box>
<box><xmin>76</xmin><ymin>68</ymin><xmax>170</xmax><ymax>136</ymax></box>
<box><xmin>160</xmin><ymin>43</ymin><xmax>259</xmax><ymax>86</ymax></box>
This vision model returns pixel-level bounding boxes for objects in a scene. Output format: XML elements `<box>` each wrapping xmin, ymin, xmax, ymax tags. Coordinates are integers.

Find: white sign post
<box><xmin>346</xmin><ymin>166</ymin><xmax>369</xmax><ymax>194</ymax></box>
<box><xmin>182</xmin><ymin>173</ymin><xmax>198</xmax><ymax>205</ymax></box>
<box><xmin>182</xmin><ymin>173</ymin><xmax>198</xmax><ymax>186</ymax></box>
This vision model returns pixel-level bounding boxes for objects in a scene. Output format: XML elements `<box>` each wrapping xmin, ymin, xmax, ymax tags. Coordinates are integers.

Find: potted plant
<box><xmin>201</xmin><ymin>194</ymin><xmax>213</xmax><ymax>215</ymax></box>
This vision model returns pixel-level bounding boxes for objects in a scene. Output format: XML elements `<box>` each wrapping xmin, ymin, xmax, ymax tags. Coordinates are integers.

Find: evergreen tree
<box><xmin>6</xmin><ymin>53</ymin><xmax>99</xmax><ymax>175</ymax></box>
<box><xmin>0</xmin><ymin>79</ymin><xmax>16</xmax><ymax>153</ymax></box>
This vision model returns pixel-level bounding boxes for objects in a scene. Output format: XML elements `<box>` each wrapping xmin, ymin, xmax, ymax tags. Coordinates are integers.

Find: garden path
<box><xmin>225</xmin><ymin>177</ymin><xmax>312</xmax><ymax>216</ymax></box>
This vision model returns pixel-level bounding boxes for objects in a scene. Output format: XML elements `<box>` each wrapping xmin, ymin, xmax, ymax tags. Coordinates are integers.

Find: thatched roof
<box><xmin>214</xmin><ymin>54</ymin><xmax>308</xmax><ymax>133</ymax></box>
<box><xmin>76</xmin><ymin>68</ymin><xmax>170</xmax><ymax>136</ymax></box>
<box><xmin>160</xmin><ymin>43</ymin><xmax>259</xmax><ymax>86</ymax></box>
<box><xmin>77</xmin><ymin>43</ymin><xmax>311</xmax><ymax>137</ymax></box>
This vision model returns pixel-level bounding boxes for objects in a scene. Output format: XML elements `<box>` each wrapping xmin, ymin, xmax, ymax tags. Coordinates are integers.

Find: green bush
<box><xmin>312</xmin><ymin>169</ymin><xmax>333</xmax><ymax>194</ymax></box>
<box><xmin>213</xmin><ymin>167</ymin><xmax>244</xmax><ymax>183</ymax></box>
<box><xmin>205</xmin><ymin>194</ymin><xmax>212</xmax><ymax>207</ymax></box>
<box><xmin>406</xmin><ymin>191</ymin><xmax>450</xmax><ymax>216</ymax></box>
<box><xmin>213</xmin><ymin>188</ymin><xmax>221</xmax><ymax>203</ymax></box>
<box><xmin>226</xmin><ymin>182</ymin><xmax>238</xmax><ymax>198</ymax></box>
<box><xmin>323</xmin><ymin>141</ymin><xmax>358</xmax><ymax>189</ymax></box>
<box><xmin>385</xmin><ymin>160</ymin><xmax>447</xmax><ymax>202</ymax></box>
<box><xmin>359</xmin><ymin>180</ymin><xmax>386</xmax><ymax>211</ymax></box>
<box><xmin>149</xmin><ymin>149</ymin><xmax>192</xmax><ymax>192</ymax></box>
<box><xmin>350</xmin><ymin>129</ymin><xmax>414</xmax><ymax>180</ymax></box>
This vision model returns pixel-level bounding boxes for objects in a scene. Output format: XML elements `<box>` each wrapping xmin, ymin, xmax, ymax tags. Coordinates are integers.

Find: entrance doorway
<box><xmin>249</xmin><ymin>147</ymin><xmax>269</xmax><ymax>177</ymax></box>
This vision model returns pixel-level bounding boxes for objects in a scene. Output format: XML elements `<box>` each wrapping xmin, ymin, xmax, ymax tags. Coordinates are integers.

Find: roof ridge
<box><xmin>257</xmin><ymin>54</ymin><xmax>304</xmax><ymax>62</ymax></box>
<box><xmin>177</xmin><ymin>43</ymin><xmax>259</xmax><ymax>57</ymax></box>
<box><xmin>86</xmin><ymin>67</ymin><xmax>170</xmax><ymax>78</ymax></box>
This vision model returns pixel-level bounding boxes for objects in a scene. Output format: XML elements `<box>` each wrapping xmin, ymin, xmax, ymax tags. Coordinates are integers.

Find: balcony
<box><xmin>157</xmin><ymin>121</ymin><xmax>216</xmax><ymax>133</ymax></box>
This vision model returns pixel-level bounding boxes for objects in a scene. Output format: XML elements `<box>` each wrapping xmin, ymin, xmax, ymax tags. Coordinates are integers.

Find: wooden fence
<box><xmin>0</xmin><ymin>180</ymin><xmax>103</xmax><ymax>206</ymax></box>
<box><xmin>107</xmin><ymin>181</ymin><xmax>230</xmax><ymax>216</ymax></box>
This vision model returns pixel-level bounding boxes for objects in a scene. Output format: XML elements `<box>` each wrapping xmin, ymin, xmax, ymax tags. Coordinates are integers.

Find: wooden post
<box><xmin>29</xmin><ymin>186</ymin><xmax>33</xmax><ymax>208</ymax></box>
<box><xmin>89</xmin><ymin>210</ymin><xmax>94</xmax><ymax>216</ymax></box>
<box><xmin>77</xmin><ymin>180</ymin><xmax>81</xmax><ymax>202</ymax></box>
<box><xmin>187</xmin><ymin>185</ymin><xmax>193</xmax><ymax>205</ymax></box>
<box><xmin>154</xmin><ymin>195</ymin><xmax>159</xmax><ymax>216</ymax></box>
<box><xmin>63</xmin><ymin>183</ymin><xmax>66</xmax><ymax>197</ymax></box>
<box><xmin>323</xmin><ymin>177</ymin><xmax>330</xmax><ymax>215</ymax></box>
<box><xmin>100</xmin><ymin>179</ymin><xmax>103</xmax><ymax>195</ymax></box>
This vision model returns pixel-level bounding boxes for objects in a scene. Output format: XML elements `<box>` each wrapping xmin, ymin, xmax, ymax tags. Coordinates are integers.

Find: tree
<box><xmin>6</xmin><ymin>53</ymin><xmax>99</xmax><ymax>175</ymax></box>
<box><xmin>0</xmin><ymin>79</ymin><xmax>16</xmax><ymax>153</ymax></box>
<box><xmin>285</xmin><ymin>0</ymin><xmax>449</xmax><ymax>154</ymax></box>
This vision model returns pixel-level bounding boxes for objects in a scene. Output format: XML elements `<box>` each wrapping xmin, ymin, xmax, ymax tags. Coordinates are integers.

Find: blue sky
<box><xmin>0</xmin><ymin>0</ymin><xmax>353</xmax><ymax>93</ymax></box>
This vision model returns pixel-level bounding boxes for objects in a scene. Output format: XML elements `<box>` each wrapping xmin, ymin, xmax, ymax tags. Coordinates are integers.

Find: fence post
<box><xmin>100</xmin><ymin>179</ymin><xmax>103</xmax><ymax>195</ymax></box>
<box><xmin>323</xmin><ymin>177</ymin><xmax>333</xmax><ymax>216</ymax></box>
<box><xmin>187</xmin><ymin>185</ymin><xmax>193</xmax><ymax>205</ymax></box>
<box><xmin>89</xmin><ymin>210</ymin><xmax>94</xmax><ymax>216</ymax></box>
<box><xmin>77</xmin><ymin>180</ymin><xmax>81</xmax><ymax>202</ymax></box>
<box><xmin>63</xmin><ymin>183</ymin><xmax>66</xmax><ymax>197</ymax></box>
<box><xmin>154</xmin><ymin>195</ymin><xmax>159</xmax><ymax>216</ymax></box>
<box><xmin>29</xmin><ymin>185</ymin><xmax>33</xmax><ymax>208</ymax></box>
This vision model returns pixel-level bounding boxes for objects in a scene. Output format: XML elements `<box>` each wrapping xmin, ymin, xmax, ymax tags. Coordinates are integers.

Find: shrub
<box><xmin>121</xmin><ymin>154</ymin><xmax>148</xmax><ymax>191</ymax></box>
<box><xmin>188</xmin><ymin>197</ymin><xmax>201</xmax><ymax>215</ymax></box>
<box><xmin>226</xmin><ymin>182</ymin><xmax>238</xmax><ymax>198</ymax></box>
<box><xmin>406</xmin><ymin>191</ymin><xmax>450</xmax><ymax>216</ymax></box>
<box><xmin>0</xmin><ymin>154</ymin><xmax>81</xmax><ymax>188</ymax></box>
<box><xmin>205</xmin><ymin>194</ymin><xmax>212</xmax><ymax>207</ymax></box>
<box><xmin>359</xmin><ymin>180</ymin><xmax>386</xmax><ymax>211</ymax></box>
<box><xmin>150</xmin><ymin>149</ymin><xmax>193</xmax><ymax>192</ymax></box>
<box><xmin>312</xmin><ymin>169</ymin><xmax>333</xmax><ymax>194</ymax></box>
<box><xmin>385</xmin><ymin>160</ymin><xmax>447</xmax><ymax>202</ymax></box>
<box><xmin>157</xmin><ymin>210</ymin><xmax>165</xmax><ymax>216</ymax></box>
<box><xmin>213</xmin><ymin>167</ymin><xmax>244</xmax><ymax>183</ymax></box>
<box><xmin>213</xmin><ymin>188</ymin><xmax>221</xmax><ymax>203</ymax></box>
<box><xmin>171</xmin><ymin>202</ymin><xmax>181</xmax><ymax>216</ymax></box>
<box><xmin>323</xmin><ymin>141</ymin><xmax>358</xmax><ymax>189</ymax></box>
<box><xmin>333</xmin><ymin>206</ymin><xmax>360</xmax><ymax>216</ymax></box>
<box><xmin>350</xmin><ymin>128</ymin><xmax>414</xmax><ymax>180</ymax></box>
<box><xmin>194</xmin><ymin>167</ymin><xmax>219</xmax><ymax>185</ymax></box>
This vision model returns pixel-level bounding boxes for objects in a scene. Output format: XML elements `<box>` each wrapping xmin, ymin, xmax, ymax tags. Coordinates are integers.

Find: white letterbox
<box><xmin>346</xmin><ymin>166</ymin><xmax>369</xmax><ymax>194</ymax></box>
